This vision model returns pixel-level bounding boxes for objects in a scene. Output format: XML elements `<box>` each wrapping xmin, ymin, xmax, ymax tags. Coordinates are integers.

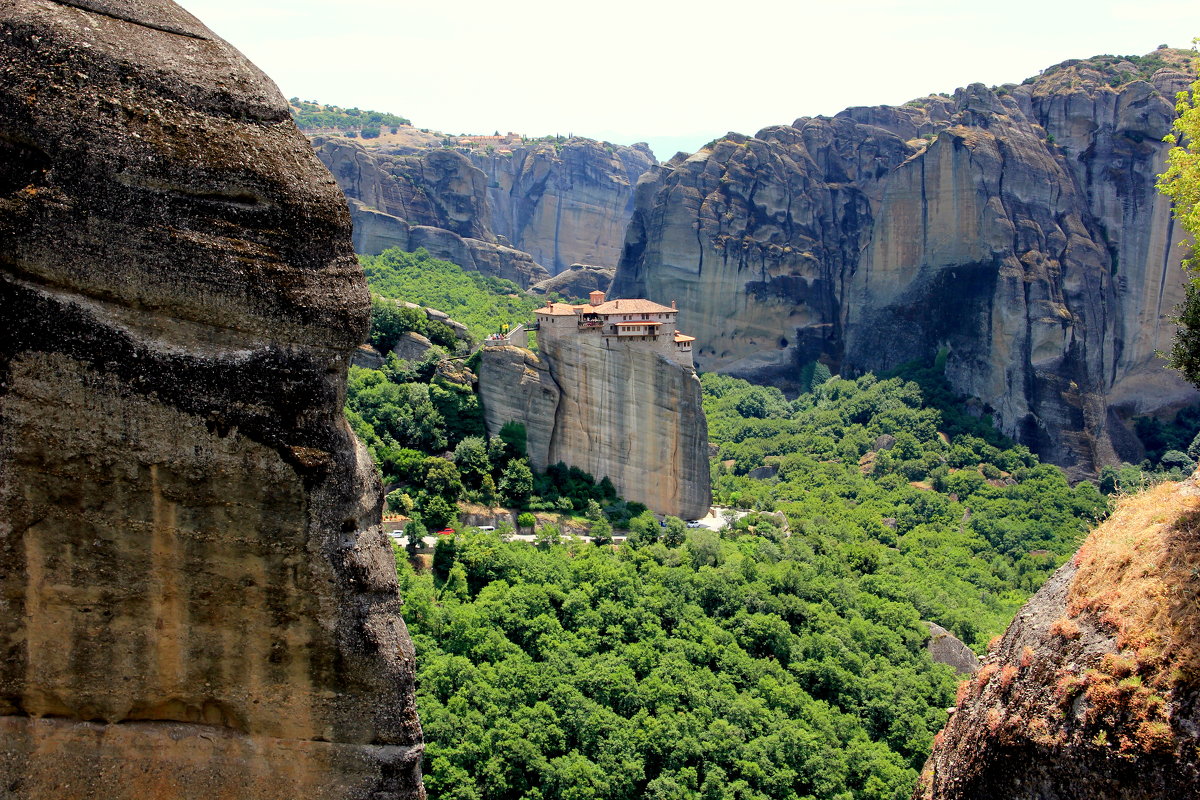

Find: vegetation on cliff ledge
<box><xmin>1026</xmin><ymin>46</ymin><xmax>1197</xmax><ymax>90</ymax></box>
<box><xmin>362</xmin><ymin>248</ymin><xmax>541</xmax><ymax>341</ymax></box>
<box><xmin>288</xmin><ymin>98</ymin><xmax>410</xmax><ymax>136</ymax></box>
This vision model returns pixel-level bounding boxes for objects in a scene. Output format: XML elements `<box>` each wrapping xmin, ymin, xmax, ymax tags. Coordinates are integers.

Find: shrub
<box><xmin>405</xmin><ymin>520</ymin><xmax>427</xmax><ymax>554</ymax></box>
<box><xmin>589</xmin><ymin>516</ymin><xmax>613</xmax><ymax>545</ymax></box>
<box><xmin>1049</xmin><ymin>617</ymin><xmax>1082</xmax><ymax>640</ymax></box>
<box><xmin>499</xmin><ymin>459</ymin><xmax>533</xmax><ymax>507</ymax></box>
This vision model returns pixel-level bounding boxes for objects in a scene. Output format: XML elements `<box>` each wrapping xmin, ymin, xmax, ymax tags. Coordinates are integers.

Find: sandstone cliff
<box><xmin>916</xmin><ymin>478</ymin><xmax>1200</xmax><ymax>798</ymax></box>
<box><xmin>314</xmin><ymin>135</ymin><xmax>654</xmax><ymax>284</ymax></box>
<box><xmin>477</xmin><ymin>339</ymin><xmax>711</xmax><ymax>519</ymax></box>
<box><xmin>612</xmin><ymin>51</ymin><xmax>1200</xmax><ymax>478</ymax></box>
<box><xmin>0</xmin><ymin>2</ymin><xmax>422</xmax><ymax>797</ymax></box>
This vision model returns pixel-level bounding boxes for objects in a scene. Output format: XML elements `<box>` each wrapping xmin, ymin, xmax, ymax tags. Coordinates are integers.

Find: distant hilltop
<box><xmin>311</xmin><ymin>131</ymin><xmax>655</xmax><ymax>285</ymax></box>
<box><xmin>288</xmin><ymin>98</ymin><xmax>411</xmax><ymax>136</ymax></box>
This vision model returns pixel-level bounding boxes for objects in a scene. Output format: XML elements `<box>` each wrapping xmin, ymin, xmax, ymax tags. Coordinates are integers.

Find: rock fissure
<box><xmin>46</xmin><ymin>0</ymin><xmax>208</xmax><ymax>40</ymax></box>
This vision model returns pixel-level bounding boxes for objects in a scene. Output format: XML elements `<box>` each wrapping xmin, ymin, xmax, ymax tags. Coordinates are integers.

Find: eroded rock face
<box><xmin>478</xmin><ymin>337</ymin><xmax>711</xmax><ymax>520</ymax></box>
<box><xmin>612</xmin><ymin>54</ymin><xmax>1199</xmax><ymax>478</ymax></box>
<box><xmin>529</xmin><ymin>263</ymin><xmax>616</xmax><ymax>298</ymax></box>
<box><xmin>314</xmin><ymin>135</ymin><xmax>654</xmax><ymax>284</ymax></box>
<box><xmin>916</xmin><ymin>479</ymin><xmax>1200</xmax><ymax>798</ymax></box>
<box><xmin>925</xmin><ymin>622</ymin><xmax>981</xmax><ymax>675</ymax></box>
<box><xmin>477</xmin><ymin>346</ymin><xmax>562</xmax><ymax>470</ymax></box>
<box><xmin>477</xmin><ymin>139</ymin><xmax>655</xmax><ymax>274</ymax></box>
<box><xmin>0</xmin><ymin>2</ymin><xmax>422</xmax><ymax>797</ymax></box>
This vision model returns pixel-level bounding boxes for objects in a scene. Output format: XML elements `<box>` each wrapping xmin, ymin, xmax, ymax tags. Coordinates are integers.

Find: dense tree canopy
<box><xmin>399</xmin><ymin>367</ymin><xmax>1113</xmax><ymax>800</ymax></box>
<box><xmin>362</xmin><ymin>248</ymin><xmax>542</xmax><ymax>341</ymax></box>
<box><xmin>399</xmin><ymin>531</ymin><xmax>954</xmax><ymax>800</ymax></box>
<box><xmin>703</xmin><ymin>371</ymin><xmax>1107</xmax><ymax>643</ymax></box>
<box><xmin>347</xmin><ymin>241</ymin><xmax>1120</xmax><ymax>799</ymax></box>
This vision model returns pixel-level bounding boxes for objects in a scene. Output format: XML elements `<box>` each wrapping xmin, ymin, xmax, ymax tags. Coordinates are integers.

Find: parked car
<box><xmin>437</xmin><ymin>528</ymin><xmax>455</xmax><ymax>536</ymax></box>
<box><xmin>686</xmin><ymin>520</ymin><xmax>703</xmax><ymax>528</ymax></box>
<box><xmin>478</xmin><ymin>525</ymin><xmax>496</xmax><ymax>531</ymax></box>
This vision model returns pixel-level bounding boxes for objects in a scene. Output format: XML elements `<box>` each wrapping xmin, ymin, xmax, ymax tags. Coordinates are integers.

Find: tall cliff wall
<box><xmin>0</xmin><ymin>2</ymin><xmax>422</xmax><ymax>797</ymax></box>
<box><xmin>612</xmin><ymin>52</ymin><xmax>1199</xmax><ymax>478</ymax></box>
<box><xmin>477</xmin><ymin>338</ymin><xmax>711</xmax><ymax>520</ymax></box>
<box><xmin>314</xmin><ymin>136</ymin><xmax>654</xmax><ymax>285</ymax></box>
<box><xmin>916</xmin><ymin>478</ymin><xmax>1200</xmax><ymax>798</ymax></box>
<box><xmin>475</xmin><ymin>140</ymin><xmax>655</xmax><ymax>274</ymax></box>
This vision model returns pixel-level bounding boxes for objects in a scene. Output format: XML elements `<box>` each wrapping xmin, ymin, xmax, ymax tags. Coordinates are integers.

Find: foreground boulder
<box><xmin>0</xmin><ymin>1</ymin><xmax>422</xmax><ymax>797</ymax></box>
<box><xmin>916</xmin><ymin>478</ymin><xmax>1200</xmax><ymax>798</ymax></box>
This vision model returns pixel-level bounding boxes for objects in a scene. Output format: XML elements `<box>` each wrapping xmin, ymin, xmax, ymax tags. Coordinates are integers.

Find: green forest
<box><xmin>385</xmin><ymin>367</ymin><xmax>1112</xmax><ymax>800</ymax></box>
<box><xmin>340</xmin><ymin>248</ymin><xmax>1200</xmax><ymax>799</ymax></box>
<box><xmin>288</xmin><ymin>98</ymin><xmax>411</xmax><ymax>136</ymax></box>
<box><xmin>362</xmin><ymin>248</ymin><xmax>543</xmax><ymax>341</ymax></box>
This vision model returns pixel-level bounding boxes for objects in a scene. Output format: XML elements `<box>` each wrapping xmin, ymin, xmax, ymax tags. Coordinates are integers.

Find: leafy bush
<box><xmin>368</xmin><ymin>295</ymin><xmax>463</xmax><ymax>354</ymax></box>
<box><xmin>1133</xmin><ymin>406</ymin><xmax>1200</xmax><ymax>467</ymax></box>
<box><xmin>499</xmin><ymin>459</ymin><xmax>534</xmax><ymax>507</ymax></box>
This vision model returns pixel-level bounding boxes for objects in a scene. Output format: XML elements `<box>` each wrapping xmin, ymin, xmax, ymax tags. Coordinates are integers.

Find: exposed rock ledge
<box><xmin>530</xmin><ymin>264</ymin><xmax>616</xmax><ymax>298</ymax></box>
<box><xmin>925</xmin><ymin>622</ymin><xmax>981</xmax><ymax>675</ymax></box>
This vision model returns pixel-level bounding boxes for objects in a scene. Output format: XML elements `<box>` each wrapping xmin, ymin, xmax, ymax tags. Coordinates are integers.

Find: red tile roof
<box><xmin>534</xmin><ymin>301</ymin><xmax>587</xmax><ymax>316</ymax></box>
<box><xmin>590</xmin><ymin>298</ymin><xmax>676</xmax><ymax>315</ymax></box>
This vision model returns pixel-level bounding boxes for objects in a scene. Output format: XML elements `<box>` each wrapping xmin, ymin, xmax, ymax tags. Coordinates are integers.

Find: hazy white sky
<box><xmin>178</xmin><ymin>0</ymin><xmax>1199</xmax><ymax>160</ymax></box>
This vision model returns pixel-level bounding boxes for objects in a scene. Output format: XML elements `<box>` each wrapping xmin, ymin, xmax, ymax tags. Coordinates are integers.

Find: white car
<box><xmin>686</xmin><ymin>520</ymin><xmax>703</xmax><ymax>528</ymax></box>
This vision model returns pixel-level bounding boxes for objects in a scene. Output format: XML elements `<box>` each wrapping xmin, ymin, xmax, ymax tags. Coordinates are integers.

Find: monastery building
<box><xmin>533</xmin><ymin>291</ymin><xmax>695</xmax><ymax>366</ymax></box>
